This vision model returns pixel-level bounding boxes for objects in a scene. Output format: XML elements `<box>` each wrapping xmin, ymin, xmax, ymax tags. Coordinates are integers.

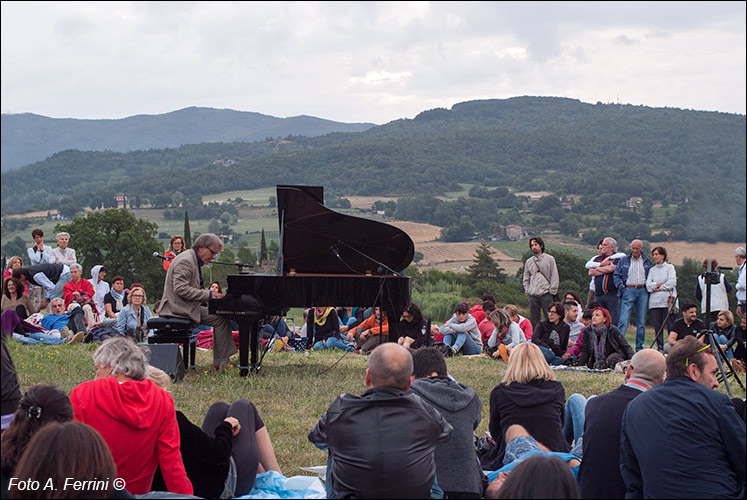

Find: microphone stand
<box><xmin>333</xmin><ymin>240</ymin><xmax>404</xmax><ymax>277</ymax></box>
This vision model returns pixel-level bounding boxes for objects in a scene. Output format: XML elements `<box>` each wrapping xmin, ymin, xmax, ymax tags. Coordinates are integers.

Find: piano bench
<box><xmin>147</xmin><ymin>317</ymin><xmax>196</xmax><ymax>371</ymax></box>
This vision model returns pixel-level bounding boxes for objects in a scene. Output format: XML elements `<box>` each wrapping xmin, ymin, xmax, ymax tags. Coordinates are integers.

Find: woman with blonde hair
<box><xmin>114</xmin><ymin>286</ymin><xmax>152</xmax><ymax>341</ymax></box>
<box><xmin>484</xmin><ymin>342</ymin><xmax>569</xmax><ymax>470</ymax></box>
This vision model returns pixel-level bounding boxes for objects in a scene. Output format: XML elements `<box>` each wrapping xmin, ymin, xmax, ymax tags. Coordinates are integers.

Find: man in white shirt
<box><xmin>735</xmin><ymin>246</ymin><xmax>746</xmax><ymax>318</ymax></box>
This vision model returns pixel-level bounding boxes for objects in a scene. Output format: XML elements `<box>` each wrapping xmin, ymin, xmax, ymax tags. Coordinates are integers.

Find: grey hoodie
<box><xmin>409</xmin><ymin>376</ymin><xmax>484</xmax><ymax>496</ymax></box>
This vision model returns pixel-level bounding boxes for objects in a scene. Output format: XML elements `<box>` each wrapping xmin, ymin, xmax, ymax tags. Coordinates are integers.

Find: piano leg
<box><xmin>236</xmin><ymin>318</ymin><xmax>260</xmax><ymax>377</ymax></box>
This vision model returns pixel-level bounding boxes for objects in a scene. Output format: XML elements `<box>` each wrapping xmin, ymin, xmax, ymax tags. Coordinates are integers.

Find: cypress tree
<box><xmin>260</xmin><ymin>229</ymin><xmax>268</xmax><ymax>263</ymax></box>
<box><xmin>183</xmin><ymin>210</ymin><xmax>192</xmax><ymax>248</ymax></box>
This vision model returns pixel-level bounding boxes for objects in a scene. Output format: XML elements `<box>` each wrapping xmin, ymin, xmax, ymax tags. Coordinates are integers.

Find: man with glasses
<box><xmin>158</xmin><ymin>233</ymin><xmax>235</xmax><ymax>371</ymax></box>
<box><xmin>620</xmin><ymin>336</ymin><xmax>746</xmax><ymax>498</ymax></box>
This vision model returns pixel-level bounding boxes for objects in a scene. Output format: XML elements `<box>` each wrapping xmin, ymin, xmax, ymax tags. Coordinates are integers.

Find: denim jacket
<box><xmin>613</xmin><ymin>254</ymin><xmax>652</xmax><ymax>297</ymax></box>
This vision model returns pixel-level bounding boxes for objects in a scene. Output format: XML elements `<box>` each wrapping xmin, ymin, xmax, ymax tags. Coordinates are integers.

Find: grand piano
<box><xmin>209</xmin><ymin>185</ymin><xmax>414</xmax><ymax>376</ymax></box>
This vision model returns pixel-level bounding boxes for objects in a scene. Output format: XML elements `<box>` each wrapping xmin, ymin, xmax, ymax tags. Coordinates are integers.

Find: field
<box><xmin>7</xmin><ymin>339</ymin><xmax>745</xmax><ymax>477</ymax></box>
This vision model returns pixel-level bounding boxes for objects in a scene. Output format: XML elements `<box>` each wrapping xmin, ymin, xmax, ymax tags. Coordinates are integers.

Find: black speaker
<box><xmin>141</xmin><ymin>344</ymin><xmax>186</xmax><ymax>382</ymax></box>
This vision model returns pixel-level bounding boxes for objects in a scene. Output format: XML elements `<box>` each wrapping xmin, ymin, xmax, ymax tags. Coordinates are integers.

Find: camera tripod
<box><xmin>699</xmin><ymin>261</ymin><xmax>744</xmax><ymax>397</ymax></box>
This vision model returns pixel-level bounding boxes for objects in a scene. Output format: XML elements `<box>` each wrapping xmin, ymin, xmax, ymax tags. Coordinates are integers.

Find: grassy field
<box><xmin>7</xmin><ymin>336</ymin><xmax>744</xmax><ymax>476</ymax></box>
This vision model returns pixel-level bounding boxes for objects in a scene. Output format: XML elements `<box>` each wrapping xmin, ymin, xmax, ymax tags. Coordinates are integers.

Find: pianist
<box><xmin>158</xmin><ymin>233</ymin><xmax>236</xmax><ymax>371</ymax></box>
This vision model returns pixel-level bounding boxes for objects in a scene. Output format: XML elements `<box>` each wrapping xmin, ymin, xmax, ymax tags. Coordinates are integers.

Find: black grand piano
<box><xmin>209</xmin><ymin>185</ymin><xmax>414</xmax><ymax>376</ymax></box>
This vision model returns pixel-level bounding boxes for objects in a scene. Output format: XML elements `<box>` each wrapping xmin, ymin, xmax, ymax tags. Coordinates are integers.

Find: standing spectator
<box><xmin>586</xmin><ymin>240</ymin><xmax>626</xmax><ymax>308</ymax></box>
<box><xmin>664</xmin><ymin>303</ymin><xmax>705</xmax><ymax>354</ymax></box>
<box><xmin>532</xmin><ymin>303</ymin><xmax>570</xmax><ymax>365</ymax></box>
<box><xmin>522</xmin><ymin>237</ymin><xmax>559</xmax><ymax>329</ymax></box>
<box><xmin>695</xmin><ymin>257</ymin><xmax>732</xmax><ymax>318</ymax></box>
<box><xmin>409</xmin><ymin>347</ymin><xmax>484</xmax><ymax>499</ymax></box>
<box><xmin>12</xmin><ymin>263</ymin><xmax>71</xmax><ymax>305</ymax></box>
<box><xmin>48</xmin><ymin>232</ymin><xmax>77</xmax><ymax>267</ymax></box>
<box><xmin>486</xmin><ymin>343</ymin><xmax>569</xmax><ymax>471</ymax></box>
<box><xmin>646</xmin><ymin>246</ymin><xmax>678</xmax><ymax>350</ymax></box>
<box><xmin>26</xmin><ymin>229</ymin><xmax>52</xmax><ymax>266</ymax></box>
<box><xmin>620</xmin><ymin>337</ymin><xmax>746</xmax><ymax>498</ymax></box>
<box><xmin>308</xmin><ymin>343</ymin><xmax>452</xmax><ymax>499</ymax></box>
<box><xmin>589</xmin><ymin>237</ymin><xmax>623</xmax><ymax>326</ymax></box>
<box><xmin>163</xmin><ymin>235</ymin><xmax>186</xmax><ymax>272</ymax></box>
<box><xmin>88</xmin><ymin>265</ymin><xmax>109</xmax><ymax>318</ymax></box>
<box><xmin>735</xmin><ymin>246</ymin><xmax>746</xmax><ymax>318</ymax></box>
<box><xmin>71</xmin><ymin>337</ymin><xmax>193</xmax><ymax>495</ymax></box>
<box><xmin>613</xmin><ymin>239</ymin><xmax>652</xmax><ymax>351</ymax></box>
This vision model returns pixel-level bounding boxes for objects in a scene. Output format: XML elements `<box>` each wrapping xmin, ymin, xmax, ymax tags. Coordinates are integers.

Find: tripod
<box><xmin>699</xmin><ymin>262</ymin><xmax>744</xmax><ymax>397</ymax></box>
<box><xmin>649</xmin><ymin>300</ymin><xmax>676</xmax><ymax>350</ymax></box>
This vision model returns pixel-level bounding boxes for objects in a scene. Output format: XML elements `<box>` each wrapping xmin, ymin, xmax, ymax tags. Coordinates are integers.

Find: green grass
<box><xmin>8</xmin><ymin>339</ymin><xmax>744</xmax><ymax>475</ymax></box>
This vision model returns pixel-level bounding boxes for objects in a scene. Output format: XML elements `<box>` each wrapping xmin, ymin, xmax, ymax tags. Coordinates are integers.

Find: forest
<box><xmin>2</xmin><ymin>97</ymin><xmax>744</xmax><ymax>242</ymax></box>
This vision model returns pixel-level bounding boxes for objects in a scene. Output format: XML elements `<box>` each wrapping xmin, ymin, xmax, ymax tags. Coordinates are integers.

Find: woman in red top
<box><xmin>163</xmin><ymin>236</ymin><xmax>185</xmax><ymax>271</ymax></box>
<box><xmin>71</xmin><ymin>336</ymin><xmax>193</xmax><ymax>495</ymax></box>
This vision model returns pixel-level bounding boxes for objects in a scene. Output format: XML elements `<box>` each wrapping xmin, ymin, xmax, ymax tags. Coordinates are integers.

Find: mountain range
<box><xmin>0</xmin><ymin>107</ymin><xmax>375</xmax><ymax>171</ymax></box>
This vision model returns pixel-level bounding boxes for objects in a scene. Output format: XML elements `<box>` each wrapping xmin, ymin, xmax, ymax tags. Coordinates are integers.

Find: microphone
<box><xmin>330</xmin><ymin>244</ymin><xmax>340</xmax><ymax>258</ymax></box>
<box><xmin>153</xmin><ymin>252</ymin><xmax>173</xmax><ymax>261</ymax></box>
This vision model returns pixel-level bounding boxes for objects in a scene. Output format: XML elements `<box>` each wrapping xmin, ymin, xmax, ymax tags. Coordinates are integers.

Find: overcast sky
<box><xmin>1</xmin><ymin>1</ymin><xmax>745</xmax><ymax>124</ymax></box>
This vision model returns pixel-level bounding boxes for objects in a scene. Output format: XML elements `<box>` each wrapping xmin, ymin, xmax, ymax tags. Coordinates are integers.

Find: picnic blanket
<box><xmin>551</xmin><ymin>365</ymin><xmax>613</xmax><ymax>373</ymax></box>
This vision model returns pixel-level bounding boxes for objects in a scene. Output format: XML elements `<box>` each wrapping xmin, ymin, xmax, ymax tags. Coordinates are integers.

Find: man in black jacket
<box><xmin>308</xmin><ymin>343</ymin><xmax>452</xmax><ymax>498</ymax></box>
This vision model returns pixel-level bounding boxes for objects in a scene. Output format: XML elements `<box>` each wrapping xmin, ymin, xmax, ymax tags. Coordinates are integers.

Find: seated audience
<box><xmin>88</xmin><ymin>265</ymin><xmax>109</xmax><ymax>318</ymax></box>
<box><xmin>115</xmin><ymin>285</ymin><xmax>152</xmax><ymax>341</ymax></box>
<box><xmin>440</xmin><ymin>302</ymin><xmax>483</xmax><ymax>356</ymax></box>
<box><xmin>48</xmin><ymin>232</ymin><xmax>77</xmax><ymax>267</ymax></box>
<box><xmin>350</xmin><ymin>306</ymin><xmax>390</xmax><ymax>353</ymax></box>
<box><xmin>40</xmin><ymin>298</ymin><xmax>86</xmax><ymax>342</ymax></box>
<box><xmin>62</xmin><ymin>264</ymin><xmax>99</xmax><ymax>332</ymax></box>
<box><xmin>561</xmin><ymin>308</ymin><xmax>593</xmax><ymax>364</ymax></box>
<box><xmin>70</xmin><ymin>337</ymin><xmax>193</xmax><ymax>495</ymax></box>
<box><xmin>102</xmin><ymin>276</ymin><xmax>128</xmax><ymax>326</ymax></box>
<box><xmin>487</xmin><ymin>309</ymin><xmax>527</xmax><ymax>361</ymax></box>
<box><xmin>578</xmin><ymin>307</ymin><xmax>634</xmax><ymax>369</ymax></box>
<box><xmin>484</xmin><ymin>342</ymin><xmax>569</xmax><ymax>471</ymax></box>
<box><xmin>487</xmin><ymin>447</ymin><xmax>580</xmax><ymax>499</ymax></box>
<box><xmin>532</xmin><ymin>302</ymin><xmax>570</xmax><ymax>365</ymax></box>
<box><xmin>3</xmin><ymin>257</ymin><xmax>24</xmax><ymax>282</ymax></box>
<box><xmin>504</xmin><ymin>304</ymin><xmax>533</xmax><ymax>340</ymax></box>
<box><xmin>308</xmin><ymin>343</ymin><xmax>452</xmax><ymax>498</ymax></box>
<box><xmin>26</xmin><ymin>229</ymin><xmax>52</xmax><ymax>266</ymax></box>
<box><xmin>9</xmin><ymin>421</ymin><xmax>133</xmax><ymax>499</ymax></box>
<box><xmin>701</xmin><ymin>309</ymin><xmax>737</xmax><ymax>360</ymax></box>
<box><xmin>308</xmin><ymin>306</ymin><xmax>352</xmax><ymax>352</ymax></box>
<box><xmin>479</xmin><ymin>301</ymin><xmax>497</xmax><ymax>344</ymax></box>
<box><xmin>664</xmin><ymin>302</ymin><xmax>705</xmax><ymax>354</ymax></box>
<box><xmin>338</xmin><ymin>306</ymin><xmax>365</xmax><ymax>334</ymax></box>
<box><xmin>147</xmin><ymin>366</ymin><xmax>282</xmax><ymax>498</ymax></box>
<box><xmin>563</xmin><ymin>301</ymin><xmax>584</xmax><ymax>347</ymax></box>
<box><xmin>576</xmin><ymin>349</ymin><xmax>665</xmax><ymax>499</ymax></box>
<box><xmin>397</xmin><ymin>302</ymin><xmax>429</xmax><ymax>349</ymax></box>
<box><xmin>620</xmin><ymin>336</ymin><xmax>746</xmax><ymax>498</ymax></box>
<box><xmin>1</xmin><ymin>310</ymin><xmax>75</xmax><ymax>345</ymax></box>
<box><xmin>1</xmin><ymin>385</ymin><xmax>74</xmax><ymax>496</ymax></box>
<box><xmin>2</xmin><ymin>277</ymin><xmax>38</xmax><ymax>319</ymax></box>
<box><xmin>562</xmin><ymin>291</ymin><xmax>584</xmax><ymax>322</ymax></box>
<box><xmin>409</xmin><ymin>347</ymin><xmax>484</xmax><ymax>499</ymax></box>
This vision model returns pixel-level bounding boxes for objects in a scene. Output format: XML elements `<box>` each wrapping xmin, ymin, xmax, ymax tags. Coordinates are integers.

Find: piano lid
<box><xmin>276</xmin><ymin>185</ymin><xmax>414</xmax><ymax>276</ymax></box>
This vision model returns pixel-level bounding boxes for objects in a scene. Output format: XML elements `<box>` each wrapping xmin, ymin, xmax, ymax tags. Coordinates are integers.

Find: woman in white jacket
<box><xmin>646</xmin><ymin>246</ymin><xmax>677</xmax><ymax>350</ymax></box>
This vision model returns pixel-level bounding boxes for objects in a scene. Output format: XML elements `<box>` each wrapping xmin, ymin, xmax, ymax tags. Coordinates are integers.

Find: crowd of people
<box><xmin>1</xmin><ymin>230</ymin><xmax>746</xmax><ymax>498</ymax></box>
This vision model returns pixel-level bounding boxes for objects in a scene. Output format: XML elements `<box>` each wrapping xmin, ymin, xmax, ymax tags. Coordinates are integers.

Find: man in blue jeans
<box><xmin>613</xmin><ymin>240</ymin><xmax>652</xmax><ymax>351</ymax></box>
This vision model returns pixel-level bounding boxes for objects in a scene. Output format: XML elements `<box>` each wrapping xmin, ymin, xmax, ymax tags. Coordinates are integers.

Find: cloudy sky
<box><xmin>1</xmin><ymin>1</ymin><xmax>745</xmax><ymax>124</ymax></box>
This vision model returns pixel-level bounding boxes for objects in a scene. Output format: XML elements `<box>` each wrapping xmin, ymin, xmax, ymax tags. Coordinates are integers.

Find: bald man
<box><xmin>308</xmin><ymin>343</ymin><xmax>452</xmax><ymax>499</ymax></box>
<box><xmin>614</xmin><ymin>239</ymin><xmax>652</xmax><ymax>351</ymax></box>
<box><xmin>577</xmin><ymin>349</ymin><xmax>665</xmax><ymax>499</ymax></box>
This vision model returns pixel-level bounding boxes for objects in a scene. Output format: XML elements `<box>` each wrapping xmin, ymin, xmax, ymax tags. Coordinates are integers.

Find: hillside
<box><xmin>2</xmin><ymin>96</ymin><xmax>745</xmax><ymax>243</ymax></box>
<box><xmin>0</xmin><ymin>107</ymin><xmax>375</xmax><ymax>171</ymax></box>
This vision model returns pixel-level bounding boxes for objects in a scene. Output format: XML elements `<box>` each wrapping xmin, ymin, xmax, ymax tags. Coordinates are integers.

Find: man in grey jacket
<box><xmin>522</xmin><ymin>237</ymin><xmax>559</xmax><ymax>329</ymax></box>
<box><xmin>409</xmin><ymin>347</ymin><xmax>485</xmax><ymax>499</ymax></box>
